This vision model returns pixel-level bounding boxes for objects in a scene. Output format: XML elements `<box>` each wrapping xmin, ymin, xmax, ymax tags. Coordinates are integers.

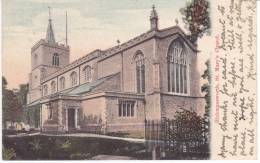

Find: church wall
<box><xmin>41</xmin><ymin>44</ymin><xmax>70</xmax><ymax>68</ymax></box>
<box><xmin>122</xmin><ymin>39</ymin><xmax>154</xmax><ymax>93</ymax></box>
<box><xmin>41</xmin><ymin>57</ymin><xmax>100</xmax><ymax>95</ymax></box>
<box><xmin>41</xmin><ymin>66</ymin><xmax>80</xmax><ymax>95</ymax></box>
<box><xmin>28</xmin><ymin>87</ymin><xmax>41</xmax><ymax>103</ymax></box>
<box><xmin>41</xmin><ymin>103</ymin><xmax>49</xmax><ymax>127</ymax></box>
<box><xmin>79</xmin><ymin>58</ymin><xmax>98</xmax><ymax>84</ymax></box>
<box><xmin>58</xmin><ymin>67</ymin><xmax>80</xmax><ymax>89</ymax></box>
<box><xmin>41</xmin><ymin>100</ymin><xmax>63</xmax><ymax>131</ymax></box>
<box><xmin>97</xmin><ymin>54</ymin><xmax>121</xmax><ymax>79</ymax></box>
<box><xmin>105</xmin><ymin>96</ymin><xmax>145</xmax><ymax>133</ymax></box>
<box><xmin>31</xmin><ymin>45</ymin><xmax>44</xmax><ymax>70</ymax></box>
<box><xmin>157</xmin><ymin>34</ymin><xmax>201</xmax><ymax>97</ymax></box>
<box><xmin>145</xmin><ymin>93</ymin><xmax>162</xmax><ymax>120</ymax></box>
<box><xmin>80</xmin><ymin>97</ymin><xmax>106</xmax><ymax>133</ymax></box>
<box><xmin>31</xmin><ymin>44</ymin><xmax>69</xmax><ymax>71</ymax></box>
<box><xmin>42</xmin><ymin>77</ymin><xmax>57</xmax><ymax>96</ymax></box>
<box><xmin>30</xmin><ymin>68</ymin><xmax>41</xmax><ymax>89</ymax></box>
<box><xmin>161</xmin><ymin>94</ymin><xmax>205</xmax><ymax>119</ymax></box>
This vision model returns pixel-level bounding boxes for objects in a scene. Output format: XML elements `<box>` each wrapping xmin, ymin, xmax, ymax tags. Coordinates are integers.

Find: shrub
<box><xmin>2</xmin><ymin>147</ymin><xmax>16</xmax><ymax>160</ymax></box>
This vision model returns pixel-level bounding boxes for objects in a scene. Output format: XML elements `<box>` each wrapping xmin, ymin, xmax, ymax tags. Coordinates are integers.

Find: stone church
<box><xmin>27</xmin><ymin>6</ymin><xmax>205</xmax><ymax>134</ymax></box>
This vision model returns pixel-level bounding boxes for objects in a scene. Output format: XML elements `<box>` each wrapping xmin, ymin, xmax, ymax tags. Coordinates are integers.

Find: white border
<box><xmin>0</xmin><ymin>1</ymin><xmax>259</xmax><ymax>163</ymax></box>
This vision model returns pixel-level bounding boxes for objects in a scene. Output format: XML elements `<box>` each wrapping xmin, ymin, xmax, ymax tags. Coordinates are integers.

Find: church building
<box><xmin>27</xmin><ymin>6</ymin><xmax>205</xmax><ymax>134</ymax></box>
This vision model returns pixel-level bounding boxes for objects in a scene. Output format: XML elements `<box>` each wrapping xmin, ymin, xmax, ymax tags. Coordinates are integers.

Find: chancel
<box><xmin>26</xmin><ymin>6</ymin><xmax>205</xmax><ymax>133</ymax></box>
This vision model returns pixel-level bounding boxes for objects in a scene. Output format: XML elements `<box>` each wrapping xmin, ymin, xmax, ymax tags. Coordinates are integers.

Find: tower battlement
<box><xmin>31</xmin><ymin>39</ymin><xmax>70</xmax><ymax>52</ymax></box>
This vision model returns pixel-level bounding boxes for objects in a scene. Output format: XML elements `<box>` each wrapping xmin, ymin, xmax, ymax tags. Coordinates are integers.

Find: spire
<box><xmin>46</xmin><ymin>7</ymin><xmax>56</xmax><ymax>43</ymax></box>
<box><xmin>150</xmin><ymin>5</ymin><xmax>158</xmax><ymax>31</ymax></box>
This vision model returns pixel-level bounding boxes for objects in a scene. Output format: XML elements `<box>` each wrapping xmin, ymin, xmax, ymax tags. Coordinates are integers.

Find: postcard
<box><xmin>1</xmin><ymin>0</ymin><xmax>257</xmax><ymax>160</ymax></box>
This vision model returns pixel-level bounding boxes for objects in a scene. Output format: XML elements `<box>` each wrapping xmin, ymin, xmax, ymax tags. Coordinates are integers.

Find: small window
<box><xmin>135</xmin><ymin>51</ymin><xmax>145</xmax><ymax>93</ymax></box>
<box><xmin>59</xmin><ymin>77</ymin><xmax>65</xmax><ymax>90</ymax></box>
<box><xmin>51</xmin><ymin>81</ymin><xmax>56</xmax><ymax>93</ymax></box>
<box><xmin>83</xmin><ymin>65</ymin><xmax>91</xmax><ymax>82</ymax></box>
<box><xmin>118</xmin><ymin>100</ymin><xmax>135</xmax><ymax>117</ymax></box>
<box><xmin>43</xmin><ymin>84</ymin><xmax>48</xmax><ymax>96</ymax></box>
<box><xmin>70</xmin><ymin>71</ymin><xmax>77</xmax><ymax>86</ymax></box>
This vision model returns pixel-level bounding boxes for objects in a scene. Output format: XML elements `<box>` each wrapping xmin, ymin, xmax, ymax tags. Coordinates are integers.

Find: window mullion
<box><xmin>141</xmin><ymin>64</ymin><xmax>145</xmax><ymax>93</ymax></box>
<box><xmin>167</xmin><ymin>61</ymin><xmax>171</xmax><ymax>92</ymax></box>
<box><xmin>180</xmin><ymin>64</ymin><xmax>183</xmax><ymax>94</ymax></box>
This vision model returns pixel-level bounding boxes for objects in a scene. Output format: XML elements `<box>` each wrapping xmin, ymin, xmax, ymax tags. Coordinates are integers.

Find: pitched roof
<box><xmin>41</xmin><ymin>25</ymin><xmax>196</xmax><ymax>83</ymax></box>
<box><xmin>61</xmin><ymin>73</ymin><xmax>119</xmax><ymax>95</ymax></box>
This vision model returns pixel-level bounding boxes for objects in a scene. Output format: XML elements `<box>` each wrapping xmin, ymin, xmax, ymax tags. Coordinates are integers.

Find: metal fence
<box><xmin>145</xmin><ymin>114</ymin><xmax>209</xmax><ymax>159</ymax></box>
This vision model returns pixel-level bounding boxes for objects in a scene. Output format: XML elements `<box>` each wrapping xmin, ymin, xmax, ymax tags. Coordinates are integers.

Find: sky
<box><xmin>2</xmin><ymin>0</ymin><xmax>210</xmax><ymax>89</ymax></box>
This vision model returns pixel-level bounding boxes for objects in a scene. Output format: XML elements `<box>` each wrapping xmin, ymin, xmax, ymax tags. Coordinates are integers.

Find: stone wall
<box><xmin>161</xmin><ymin>94</ymin><xmax>205</xmax><ymax>119</ymax></box>
<box><xmin>80</xmin><ymin>97</ymin><xmax>106</xmax><ymax>132</ymax></box>
<box><xmin>97</xmin><ymin>53</ymin><xmax>121</xmax><ymax>79</ymax></box>
<box><xmin>105</xmin><ymin>96</ymin><xmax>145</xmax><ymax>133</ymax></box>
<box><xmin>157</xmin><ymin>34</ymin><xmax>201</xmax><ymax>97</ymax></box>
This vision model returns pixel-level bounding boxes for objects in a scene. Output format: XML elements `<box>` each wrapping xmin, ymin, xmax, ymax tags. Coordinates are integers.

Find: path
<box><xmin>6</xmin><ymin>132</ymin><xmax>145</xmax><ymax>143</ymax></box>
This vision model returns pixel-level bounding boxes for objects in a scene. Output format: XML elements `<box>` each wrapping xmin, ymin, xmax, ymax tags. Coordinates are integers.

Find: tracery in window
<box><xmin>167</xmin><ymin>39</ymin><xmax>189</xmax><ymax>94</ymax></box>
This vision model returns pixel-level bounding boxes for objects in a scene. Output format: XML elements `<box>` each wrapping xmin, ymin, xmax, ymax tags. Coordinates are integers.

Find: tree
<box><xmin>2</xmin><ymin>76</ymin><xmax>7</xmax><ymax>90</ymax></box>
<box><xmin>201</xmin><ymin>59</ymin><xmax>211</xmax><ymax>143</ymax></box>
<box><xmin>18</xmin><ymin>84</ymin><xmax>29</xmax><ymax>123</ymax></box>
<box><xmin>180</xmin><ymin>0</ymin><xmax>210</xmax><ymax>43</ymax></box>
<box><xmin>2</xmin><ymin>76</ymin><xmax>23</xmax><ymax>128</ymax></box>
<box><xmin>18</xmin><ymin>84</ymin><xmax>29</xmax><ymax>106</ymax></box>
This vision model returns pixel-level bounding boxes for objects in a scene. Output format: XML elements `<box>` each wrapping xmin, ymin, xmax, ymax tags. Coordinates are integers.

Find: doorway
<box><xmin>68</xmin><ymin>109</ymin><xmax>75</xmax><ymax>130</ymax></box>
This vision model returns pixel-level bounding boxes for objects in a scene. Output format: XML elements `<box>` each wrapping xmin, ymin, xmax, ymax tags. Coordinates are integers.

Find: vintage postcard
<box><xmin>1</xmin><ymin>0</ymin><xmax>257</xmax><ymax>160</ymax></box>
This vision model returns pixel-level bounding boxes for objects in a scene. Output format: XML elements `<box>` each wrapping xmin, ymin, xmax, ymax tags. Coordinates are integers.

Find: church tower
<box><xmin>150</xmin><ymin>5</ymin><xmax>158</xmax><ymax>31</ymax></box>
<box><xmin>28</xmin><ymin>8</ymin><xmax>70</xmax><ymax>103</ymax></box>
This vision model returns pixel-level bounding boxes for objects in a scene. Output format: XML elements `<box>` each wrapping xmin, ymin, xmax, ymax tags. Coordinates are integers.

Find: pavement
<box><xmin>42</xmin><ymin>133</ymin><xmax>145</xmax><ymax>143</ymax></box>
<box><xmin>6</xmin><ymin>132</ymin><xmax>145</xmax><ymax>143</ymax></box>
<box><xmin>91</xmin><ymin>154</ymin><xmax>135</xmax><ymax>160</ymax></box>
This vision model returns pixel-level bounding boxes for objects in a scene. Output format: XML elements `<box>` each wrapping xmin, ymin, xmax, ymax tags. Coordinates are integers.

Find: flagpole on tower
<box><xmin>65</xmin><ymin>11</ymin><xmax>68</xmax><ymax>46</ymax></box>
<box><xmin>48</xmin><ymin>6</ymin><xmax>51</xmax><ymax>20</ymax></box>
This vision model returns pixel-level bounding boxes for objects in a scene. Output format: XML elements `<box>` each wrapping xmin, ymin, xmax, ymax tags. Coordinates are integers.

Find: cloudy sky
<box><xmin>2</xmin><ymin>0</ymin><xmax>210</xmax><ymax>89</ymax></box>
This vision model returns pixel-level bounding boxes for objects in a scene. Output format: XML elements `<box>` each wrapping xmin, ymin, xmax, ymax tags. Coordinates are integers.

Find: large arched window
<box><xmin>51</xmin><ymin>81</ymin><xmax>56</xmax><ymax>93</ymax></box>
<box><xmin>52</xmin><ymin>53</ymin><xmax>59</xmax><ymax>66</ymax></box>
<box><xmin>135</xmin><ymin>51</ymin><xmax>145</xmax><ymax>93</ymax></box>
<box><xmin>83</xmin><ymin>65</ymin><xmax>91</xmax><ymax>82</ymax></box>
<box><xmin>43</xmin><ymin>84</ymin><xmax>48</xmax><ymax>96</ymax></box>
<box><xmin>70</xmin><ymin>71</ymin><xmax>77</xmax><ymax>87</ymax></box>
<box><xmin>59</xmin><ymin>77</ymin><xmax>65</xmax><ymax>90</ymax></box>
<box><xmin>167</xmin><ymin>39</ymin><xmax>189</xmax><ymax>94</ymax></box>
